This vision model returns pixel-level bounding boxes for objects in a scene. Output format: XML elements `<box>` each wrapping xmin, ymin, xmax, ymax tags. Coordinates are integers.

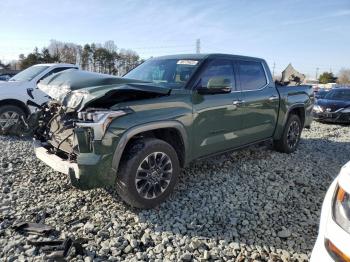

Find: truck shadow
<box><xmin>127</xmin><ymin>138</ymin><xmax>350</xmax><ymax>255</ymax></box>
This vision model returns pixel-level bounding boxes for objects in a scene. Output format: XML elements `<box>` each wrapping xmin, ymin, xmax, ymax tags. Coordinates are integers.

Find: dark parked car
<box><xmin>314</xmin><ymin>88</ymin><xmax>330</xmax><ymax>99</ymax></box>
<box><xmin>313</xmin><ymin>88</ymin><xmax>350</xmax><ymax>123</ymax></box>
<box><xmin>0</xmin><ymin>74</ymin><xmax>14</xmax><ymax>81</ymax></box>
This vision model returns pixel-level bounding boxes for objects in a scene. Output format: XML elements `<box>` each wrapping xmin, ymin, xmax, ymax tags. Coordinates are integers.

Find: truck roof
<box><xmin>154</xmin><ymin>53</ymin><xmax>265</xmax><ymax>62</ymax></box>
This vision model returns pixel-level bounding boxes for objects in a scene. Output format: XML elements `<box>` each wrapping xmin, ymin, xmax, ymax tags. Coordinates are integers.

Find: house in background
<box><xmin>280</xmin><ymin>63</ymin><xmax>305</xmax><ymax>85</ymax></box>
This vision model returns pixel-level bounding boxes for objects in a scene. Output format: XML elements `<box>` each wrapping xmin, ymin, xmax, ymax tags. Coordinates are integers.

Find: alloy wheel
<box><xmin>0</xmin><ymin>111</ymin><xmax>20</xmax><ymax>129</ymax></box>
<box><xmin>135</xmin><ymin>151</ymin><xmax>173</xmax><ymax>199</ymax></box>
<box><xmin>287</xmin><ymin>120</ymin><xmax>300</xmax><ymax>149</ymax></box>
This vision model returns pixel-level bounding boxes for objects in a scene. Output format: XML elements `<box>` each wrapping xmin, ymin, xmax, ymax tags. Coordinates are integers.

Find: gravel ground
<box><xmin>0</xmin><ymin>121</ymin><xmax>349</xmax><ymax>261</ymax></box>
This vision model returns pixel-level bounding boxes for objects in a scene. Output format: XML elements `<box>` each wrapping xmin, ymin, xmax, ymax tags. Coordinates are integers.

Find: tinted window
<box><xmin>324</xmin><ymin>89</ymin><xmax>350</xmax><ymax>101</ymax></box>
<box><xmin>316</xmin><ymin>89</ymin><xmax>329</xmax><ymax>98</ymax></box>
<box><xmin>238</xmin><ymin>61</ymin><xmax>267</xmax><ymax>91</ymax></box>
<box><xmin>197</xmin><ymin>59</ymin><xmax>235</xmax><ymax>90</ymax></box>
<box><xmin>9</xmin><ymin>65</ymin><xmax>49</xmax><ymax>82</ymax></box>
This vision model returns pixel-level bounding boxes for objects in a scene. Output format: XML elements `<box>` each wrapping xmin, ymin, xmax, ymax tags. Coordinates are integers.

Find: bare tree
<box><xmin>104</xmin><ymin>40</ymin><xmax>118</xmax><ymax>53</ymax></box>
<box><xmin>17</xmin><ymin>39</ymin><xmax>143</xmax><ymax>74</ymax></box>
<box><xmin>337</xmin><ymin>68</ymin><xmax>350</xmax><ymax>85</ymax></box>
<box><xmin>48</xmin><ymin>39</ymin><xmax>82</xmax><ymax>64</ymax></box>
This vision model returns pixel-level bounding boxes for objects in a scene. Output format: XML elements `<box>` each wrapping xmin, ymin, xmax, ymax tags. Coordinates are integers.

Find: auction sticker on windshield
<box><xmin>177</xmin><ymin>60</ymin><xmax>199</xmax><ymax>65</ymax></box>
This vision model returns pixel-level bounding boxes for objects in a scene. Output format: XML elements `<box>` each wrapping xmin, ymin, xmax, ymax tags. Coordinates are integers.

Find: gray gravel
<box><xmin>1</xmin><ymin>121</ymin><xmax>349</xmax><ymax>261</ymax></box>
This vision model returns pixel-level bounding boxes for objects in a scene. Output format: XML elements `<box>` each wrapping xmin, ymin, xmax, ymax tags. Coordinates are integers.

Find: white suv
<box><xmin>311</xmin><ymin>161</ymin><xmax>350</xmax><ymax>261</ymax></box>
<box><xmin>0</xmin><ymin>63</ymin><xmax>78</xmax><ymax>129</ymax></box>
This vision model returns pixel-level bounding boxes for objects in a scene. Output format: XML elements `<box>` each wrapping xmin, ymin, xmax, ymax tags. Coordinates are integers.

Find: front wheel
<box><xmin>116</xmin><ymin>138</ymin><xmax>180</xmax><ymax>209</ymax></box>
<box><xmin>0</xmin><ymin>105</ymin><xmax>26</xmax><ymax>131</ymax></box>
<box><xmin>273</xmin><ymin>114</ymin><xmax>302</xmax><ymax>153</ymax></box>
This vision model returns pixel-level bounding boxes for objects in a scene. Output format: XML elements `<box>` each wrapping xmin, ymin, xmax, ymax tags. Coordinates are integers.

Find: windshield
<box><xmin>124</xmin><ymin>58</ymin><xmax>201</xmax><ymax>88</ymax></box>
<box><xmin>324</xmin><ymin>89</ymin><xmax>350</xmax><ymax>101</ymax></box>
<box><xmin>316</xmin><ymin>90</ymin><xmax>328</xmax><ymax>98</ymax></box>
<box><xmin>10</xmin><ymin>65</ymin><xmax>49</xmax><ymax>82</ymax></box>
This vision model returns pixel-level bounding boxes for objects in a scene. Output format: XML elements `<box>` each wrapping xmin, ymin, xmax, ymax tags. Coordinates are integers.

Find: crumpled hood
<box><xmin>37</xmin><ymin>69</ymin><xmax>171</xmax><ymax>110</ymax></box>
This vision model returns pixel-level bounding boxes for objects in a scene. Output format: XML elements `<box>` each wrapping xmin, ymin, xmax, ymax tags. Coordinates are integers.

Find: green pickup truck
<box><xmin>25</xmin><ymin>54</ymin><xmax>313</xmax><ymax>208</ymax></box>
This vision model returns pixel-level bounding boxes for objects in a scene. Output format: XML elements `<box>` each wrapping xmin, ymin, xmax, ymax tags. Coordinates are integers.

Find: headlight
<box><xmin>333</xmin><ymin>185</ymin><xmax>350</xmax><ymax>234</ymax></box>
<box><xmin>341</xmin><ymin>108</ymin><xmax>350</xmax><ymax>113</ymax></box>
<box><xmin>313</xmin><ymin>105</ymin><xmax>323</xmax><ymax>112</ymax></box>
<box><xmin>325</xmin><ymin>239</ymin><xmax>350</xmax><ymax>262</ymax></box>
<box><xmin>76</xmin><ymin>110</ymin><xmax>127</xmax><ymax>140</ymax></box>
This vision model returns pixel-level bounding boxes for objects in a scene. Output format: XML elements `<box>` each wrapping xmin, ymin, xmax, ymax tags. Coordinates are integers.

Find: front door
<box><xmin>192</xmin><ymin>58</ymin><xmax>244</xmax><ymax>159</ymax></box>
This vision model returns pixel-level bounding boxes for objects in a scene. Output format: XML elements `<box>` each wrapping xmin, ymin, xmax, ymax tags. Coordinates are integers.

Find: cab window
<box><xmin>238</xmin><ymin>61</ymin><xmax>267</xmax><ymax>91</ymax></box>
<box><xmin>196</xmin><ymin>59</ymin><xmax>235</xmax><ymax>90</ymax></box>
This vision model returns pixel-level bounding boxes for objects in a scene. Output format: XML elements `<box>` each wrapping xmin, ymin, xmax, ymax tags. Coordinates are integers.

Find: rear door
<box><xmin>237</xmin><ymin>60</ymin><xmax>279</xmax><ymax>144</ymax></box>
<box><xmin>192</xmin><ymin>58</ymin><xmax>244</xmax><ymax>158</ymax></box>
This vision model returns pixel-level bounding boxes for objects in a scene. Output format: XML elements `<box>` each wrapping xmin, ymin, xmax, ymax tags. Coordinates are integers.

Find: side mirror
<box><xmin>197</xmin><ymin>77</ymin><xmax>232</xmax><ymax>95</ymax></box>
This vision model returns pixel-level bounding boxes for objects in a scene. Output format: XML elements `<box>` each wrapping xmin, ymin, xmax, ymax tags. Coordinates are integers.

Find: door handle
<box><xmin>268</xmin><ymin>95</ymin><xmax>279</xmax><ymax>101</ymax></box>
<box><xmin>232</xmin><ymin>100</ymin><xmax>244</xmax><ymax>106</ymax></box>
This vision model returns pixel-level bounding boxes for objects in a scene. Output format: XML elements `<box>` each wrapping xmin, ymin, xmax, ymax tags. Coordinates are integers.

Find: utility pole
<box><xmin>272</xmin><ymin>62</ymin><xmax>276</xmax><ymax>78</ymax></box>
<box><xmin>196</xmin><ymin>39</ymin><xmax>201</xmax><ymax>54</ymax></box>
<box><xmin>315</xmin><ymin>67</ymin><xmax>319</xmax><ymax>81</ymax></box>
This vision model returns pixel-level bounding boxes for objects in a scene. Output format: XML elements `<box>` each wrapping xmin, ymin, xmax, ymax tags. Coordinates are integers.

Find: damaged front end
<box><xmin>32</xmin><ymin>102</ymin><xmax>131</xmax><ymax>189</ymax></box>
<box><xmin>5</xmin><ymin>70</ymin><xmax>171</xmax><ymax>190</ymax></box>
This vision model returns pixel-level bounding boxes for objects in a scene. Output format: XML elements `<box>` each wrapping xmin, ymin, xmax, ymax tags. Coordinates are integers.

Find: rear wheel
<box><xmin>116</xmin><ymin>138</ymin><xmax>180</xmax><ymax>209</ymax></box>
<box><xmin>0</xmin><ymin>105</ymin><xmax>26</xmax><ymax>130</ymax></box>
<box><xmin>273</xmin><ymin>114</ymin><xmax>302</xmax><ymax>153</ymax></box>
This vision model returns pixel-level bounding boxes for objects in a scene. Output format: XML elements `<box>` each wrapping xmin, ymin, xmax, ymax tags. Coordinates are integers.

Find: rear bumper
<box><xmin>33</xmin><ymin>140</ymin><xmax>116</xmax><ymax>190</ymax></box>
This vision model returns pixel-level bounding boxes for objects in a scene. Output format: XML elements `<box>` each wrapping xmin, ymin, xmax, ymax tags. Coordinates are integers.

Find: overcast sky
<box><xmin>1</xmin><ymin>0</ymin><xmax>349</xmax><ymax>77</ymax></box>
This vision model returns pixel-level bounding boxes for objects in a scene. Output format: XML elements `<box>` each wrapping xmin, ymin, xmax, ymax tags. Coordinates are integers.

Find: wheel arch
<box><xmin>285</xmin><ymin>104</ymin><xmax>306</xmax><ymax>127</ymax></box>
<box><xmin>274</xmin><ymin>103</ymin><xmax>306</xmax><ymax>141</ymax></box>
<box><xmin>111</xmin><ymin>121</ymin><xmax>189</xmax><ymax>176</ymax></box>
<box><xmin>0</xmin><ymin>99</ymin><xmax>30</xmax><ymax>116</ymax></box>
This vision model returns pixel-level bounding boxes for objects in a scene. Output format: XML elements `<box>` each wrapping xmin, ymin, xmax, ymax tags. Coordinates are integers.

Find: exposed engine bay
<box><xmin>2</xmin><ymin>88</ymin><xmax>169</xmax><ymax>162</ymax></box>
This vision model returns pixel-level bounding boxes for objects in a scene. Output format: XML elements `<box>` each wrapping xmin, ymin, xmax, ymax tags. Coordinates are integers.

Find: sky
<box><xmin>1</xmin><ymin>0</ymin><xmax>349</xmax><ymax>78</ymax></box>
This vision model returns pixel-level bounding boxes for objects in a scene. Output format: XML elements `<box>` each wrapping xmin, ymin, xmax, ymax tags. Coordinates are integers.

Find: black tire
<box><xmin>273</xmin><ymin>114</ymin><xmax>302</xmax><ymax>153</ymax></box>
<box><xmin>0</xmin><ymin>105</ymin><xmax>26</xmax><ymax>131</ymax></box>
<box><xmin>116</xmin><ymin>138</ymin><xmax>180</xmax><ymax>209</ymax></box>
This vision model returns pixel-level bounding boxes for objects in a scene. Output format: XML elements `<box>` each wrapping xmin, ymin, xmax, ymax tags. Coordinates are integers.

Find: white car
<box><xmin>0</xmin><ymin>63</ymin><xmax>78</xmax><ymax>129</ymax></box>
<box><xmin>311</xmin><ymin>161</ymin><xmax>350</xmax><ymax>262</ymax></box>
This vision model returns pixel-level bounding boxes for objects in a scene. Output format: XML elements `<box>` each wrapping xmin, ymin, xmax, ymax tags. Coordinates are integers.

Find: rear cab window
<box><xmin>238</xmin><ymin>60</ymin><xmax>267</xmax><ymax>91</ymax></box>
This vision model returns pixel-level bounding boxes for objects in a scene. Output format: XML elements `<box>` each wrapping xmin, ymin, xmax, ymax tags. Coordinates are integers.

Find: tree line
<box><xmin>18</xmin><ymin>40</ymin><xmax>144</xmax><ymax>76</ymax></box>
<box><xmin>318</xmin><ymin>70</ymin><xmax>350</xmax><ymax>85</ymax></box>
